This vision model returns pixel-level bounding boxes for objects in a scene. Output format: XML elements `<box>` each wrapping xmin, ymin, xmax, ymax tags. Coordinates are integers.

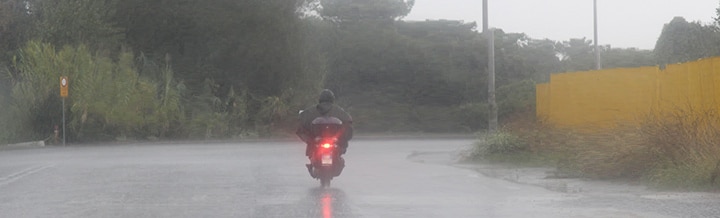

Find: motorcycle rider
<box><xmin>296</xmin><ymin>89</ymin><xmax>353</xmax><ymax>174</ymax></box>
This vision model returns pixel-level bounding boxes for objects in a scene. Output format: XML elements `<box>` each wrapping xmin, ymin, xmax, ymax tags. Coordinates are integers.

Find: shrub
<box><xmin>9</xmin><ymin>41</ymin><xmax>184</xmax><ymax>142</ymax></box>
<box><xmin>471</xmin><ymin>131</ymin><xmax>528</xmax><ymax>159</ymax></box>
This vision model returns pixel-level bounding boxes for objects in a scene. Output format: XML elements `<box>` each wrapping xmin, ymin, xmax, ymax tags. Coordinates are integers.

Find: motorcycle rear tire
<box><xmin>320</xmin><ymin>177</ymin><xmax>331</xmax><ymax>187</ymax></box>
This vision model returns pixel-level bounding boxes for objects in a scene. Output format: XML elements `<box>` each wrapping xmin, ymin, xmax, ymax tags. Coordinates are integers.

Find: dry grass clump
<box><xmin>515</xmin><ymin>122</ymin><xmax>654</xmax><ymax>180</ymax></box>
<box><xmin>638</xmin><ymin>109</ymin><xmax>720</xmax><ymax>189</ymax></box>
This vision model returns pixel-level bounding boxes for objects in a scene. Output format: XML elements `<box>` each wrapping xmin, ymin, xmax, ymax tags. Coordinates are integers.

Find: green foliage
<box><xmin>186</xmin><ymin>112</ymin><xmax>229</xmax><ymax>139</ymax></box>
<box><xmin>557</xmin><ymin>38</ymin><xmax>597</xmax><ymax>72</ymax></box>
<box><xmin>555</xmin><ymin>37</ymin><xmax>655</xmax><ymax>73</ymax></box>
<box><xmin>497</xmin><ymin>80</ymin><xmax>535</xmax><ymax>118</ymax></box>
<box><xmin>9</xmin><ymin>41</ymin><xmax>185</xmax><ymax>141</ymax></box>
<box><xmin>0</xmin><ymin>0</ymin><xmax>33</xmax><ymax>62</ymax></box>
<box><xmin>0</xmin><ymin>94</ymin><xmax>9</xmax><ymax>144</ymax></box>
<box><xmin>455</xmin><ymin>103</ymin><xmax>489</xmax><ymax>131</ymax></box>
<box><xmin>471</xmin><ymin>131</ymin><xmax>528</xmax><ymax>159</ymax></box>
<box><xmin>654</xmin><ymin>17</ymin><xmax>720</xmax><ymax>65</ymax></box>
<box><xmin>602</xmin><ymin>48</ymin><xmax>655</xmax><ymax>69</ymax></box>
<box><xmin>648</xmin><ymin>159</ymin><xmax>720</xmax><ymax>190</ymax></box>
<box><xmin>10</xmin><ymin>42</ymin><xmax>66</xmax><ymax>141</ymax></box>
<box><xmin>516</xmin><ymin>38</ymin><xmax>563</xmax><ymax>82</ymax></box>
<box><xmin>255</xmin><ymin>94</ymin><xmax>291</xmax><ymax>136</ymax></box>
<box><xmin>4</xmin><ymin>0</ymin><xmax>716</xmax><ymax>143</ymax></box>
<box><xmin>716</xmin><ymin>2</ymin><xmax>720</xmax><ymax>26</ymax></box>
<box><xmin>33</xmin><ymin>0</ymin><xmax>123</xmax><ymax>49</ymax></box>
<box><xmin>323</xmin><ymin>20</ymin><xmax>482</xmax><ymax>132</ymax></box>
<box><xmin>320</xmin><ymin>0</ymin><xmax>415</xmax><ymax>22</ymax></box>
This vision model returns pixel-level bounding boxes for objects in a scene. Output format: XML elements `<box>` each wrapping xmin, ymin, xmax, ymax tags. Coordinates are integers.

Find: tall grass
<box><xmin>639</xmin><ymin>109</ymin><xmax>720</xmax><ymax>189</ymax></box>
<box><xmin>483</xmin><ymin>108</ymin><xmax>720</xmax><ymax>190</ymax></box>
<box><xmin>9</xmin><ymin>41</ymin><xmax>188</xmax><ymax>142</ymax></box>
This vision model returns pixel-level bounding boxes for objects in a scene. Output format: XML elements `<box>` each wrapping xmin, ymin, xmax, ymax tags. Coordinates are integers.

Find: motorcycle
<box><xmin>307</xmin><ymin>116</ymin><xmax>346</xmax><ymax>187</ymax></box>
<box><xmin>310</xmin><ymin>137</ymin><xmax>344</xmax><ymax>187</ymax></box>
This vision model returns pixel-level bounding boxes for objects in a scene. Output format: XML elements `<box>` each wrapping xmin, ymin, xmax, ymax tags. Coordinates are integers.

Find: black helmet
<box><xmin>319</xmin><ymin>89</ymin><xmax>335</xmax><ymax>103</ymax></box>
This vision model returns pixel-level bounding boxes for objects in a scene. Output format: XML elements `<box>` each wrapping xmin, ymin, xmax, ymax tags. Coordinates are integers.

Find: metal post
<box><xmin>483</xmin><ymin>0</ymin><xmax>497</xmax><ymax>132</ymax></box>
<box><xmin>488</xmin><ymin>29</ymin><xmax>497</xmax><ymax>133</ymax></box>
<box><xmin>62</xmin><ymin>98</ymin><xmax>66</xmax><ymax>146</ymax></box>
<box><xmin>482</xmin><ymin>0</ymin><xmax>488</xmax><ymax>33</ymax></box>
<box><xmin>594</xmin><ymin>0</ymin><xmax>601</xmax><ymax>70</ymax></box>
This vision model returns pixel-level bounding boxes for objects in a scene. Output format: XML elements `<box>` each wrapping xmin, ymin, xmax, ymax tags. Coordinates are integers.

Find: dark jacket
<box><xmin>296</xmin><ymin>102</ymin><xmax>353</xmax><ymax>146</ymax></box>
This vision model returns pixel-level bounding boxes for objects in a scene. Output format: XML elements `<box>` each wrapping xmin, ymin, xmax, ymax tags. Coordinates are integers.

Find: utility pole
<box><xmin>594</xmin><ymin>0</ymin><xmax>601</xmax><ymax>70</ymax></box>
<box><xmin>482</xmin><ymin>0</ymin><xmax>488</xmax><ymax>32</ymax></box>
<box><xmin>488</xmin><ymin>28</ymin><xmax>497</xmax><ymax>133</ymax></box>
<box><xmin>483</xmin><ymin>0</ymin><xmax>497</xmax><ymax>132</ymax></box>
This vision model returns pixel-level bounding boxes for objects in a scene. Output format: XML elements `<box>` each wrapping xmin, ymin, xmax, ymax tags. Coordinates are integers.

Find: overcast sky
<box><xmin>404</xmin><ymin>0</ymin><xmax>718</xmax><ymax>49</ymax></box>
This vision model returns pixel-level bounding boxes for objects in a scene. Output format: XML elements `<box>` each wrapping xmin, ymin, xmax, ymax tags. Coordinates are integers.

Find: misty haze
<box><xmin>1</xmin><ymin>0</ymin><xmax>719</xmax><ymax>217</ymax></box>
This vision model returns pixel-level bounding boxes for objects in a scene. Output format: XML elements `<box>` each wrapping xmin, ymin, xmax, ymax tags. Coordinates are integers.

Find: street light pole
<box><xmin>488</xmin><ymin>28</ymin><xmax>497</xmax><ymax>133</ymax></box>
<box><xmin>483</xmin><ymin>0</ymin><xmax>497</xmax><ymax>133</ymax></box>
<box><xmin>483</xmin><ymin>0</ymin><xmax>488</xmax><ymax>32</ymax></box>
<box><xmin>594</xmin><ymin>0</ymin><xmax>601</xmax><ymax>70</ymax></box>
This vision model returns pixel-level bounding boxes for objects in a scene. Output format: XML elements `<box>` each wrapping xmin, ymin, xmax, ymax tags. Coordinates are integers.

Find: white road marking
<box><xmin>0</xmin><ymin>164</ymin><xmax>55</xmax><ymax>187</ymax></box>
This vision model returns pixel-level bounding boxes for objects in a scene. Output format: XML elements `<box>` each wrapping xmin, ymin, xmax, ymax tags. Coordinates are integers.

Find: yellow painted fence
<box><xmin>536</xmin><ymin>57</ymin><xmax>720</xmax><ymax>129</ymax></box>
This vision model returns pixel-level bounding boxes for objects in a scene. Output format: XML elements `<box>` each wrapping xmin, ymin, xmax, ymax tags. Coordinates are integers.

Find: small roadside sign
<box><xmin>60</xmin><ymin>76</ymin><xmax>68</xmax><ymax>98</ymax></box>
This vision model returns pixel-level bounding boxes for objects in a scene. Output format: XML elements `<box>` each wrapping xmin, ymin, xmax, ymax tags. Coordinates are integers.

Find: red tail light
<box><xmin>322</xmin><ymin>143</ymin><xmax>332</xmax><ymax>149</ymax></box>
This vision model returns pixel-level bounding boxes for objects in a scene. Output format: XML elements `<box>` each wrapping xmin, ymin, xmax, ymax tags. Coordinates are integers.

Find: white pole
<box><xmin>483</xmin><ymin>0</ymin><xmax>497</xmax><ymax>132</ymax></box>
<box><xmin>594</xmin><ymin>0</ymin><xmax>601</xmax><ymax>70</ymax></box>
<box><xmin>482</xmin><ymin>0</ymin><xmax>488</xmax><ymax>33</ymax></box>
<box><xmin>488</xmin><ymin>28</ymin><xmax>497</xmax><ymax>133</ymax></box>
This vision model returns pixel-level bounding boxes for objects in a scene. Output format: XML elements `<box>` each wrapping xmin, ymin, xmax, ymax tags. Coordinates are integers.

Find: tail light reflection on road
<box><xmin>322</xmin><ymin>192</ymin><xmax>333</xmax><ymax>218</ymax></box>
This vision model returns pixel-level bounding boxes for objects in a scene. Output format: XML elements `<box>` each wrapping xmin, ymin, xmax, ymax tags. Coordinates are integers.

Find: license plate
<box><xmin>321</xmin><ymin>154</ymin><xmax>333</xmax><ymax>165</ymax></box>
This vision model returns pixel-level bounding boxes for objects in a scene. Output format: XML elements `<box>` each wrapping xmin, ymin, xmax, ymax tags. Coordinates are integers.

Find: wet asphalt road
<box><xmin>1</xmin><ymin>139</ymin><xmax>719</xmax><ymax>218</ymax></box>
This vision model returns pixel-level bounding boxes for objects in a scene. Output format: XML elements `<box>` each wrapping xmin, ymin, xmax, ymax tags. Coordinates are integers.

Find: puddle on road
<box><xmin>406</xmin><ymin>150</ymin><xmax>466</xmax><ymax>165</ymax></box>
<box><xmin>404</xmin><ymin>148</ymin><xmax>720</xmax><ymax>217</ymax></box>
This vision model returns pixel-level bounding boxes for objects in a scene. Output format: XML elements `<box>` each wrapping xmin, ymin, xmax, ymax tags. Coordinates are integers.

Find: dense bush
<box><xmin>10</xmin><ymin>42</ymin><xmax>180</xmax><ymax>142</ymax></box>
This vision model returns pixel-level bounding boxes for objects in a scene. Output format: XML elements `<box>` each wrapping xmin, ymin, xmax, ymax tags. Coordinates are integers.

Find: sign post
<box><xmin>60</xmin><ymin>77</ymin><xmax>68</xmax><ymax>146</ymax></box>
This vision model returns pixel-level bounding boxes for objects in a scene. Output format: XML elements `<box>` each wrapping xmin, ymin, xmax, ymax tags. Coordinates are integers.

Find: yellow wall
<box><xmin>536</xmin><ymin>57</ymin><xmax>720</xmax><ymax>129</ymax></box>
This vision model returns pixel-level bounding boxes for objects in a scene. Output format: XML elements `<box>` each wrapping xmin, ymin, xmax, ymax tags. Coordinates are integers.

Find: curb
<box><xmin>1</xmin><ymin>140</ymin><xmax>46</xmax><ymax>150</ymax></box>
<box><xmin>7</xmin><ymin>140</ymin><xmax>46</xmax><ymax>147</ymax></box>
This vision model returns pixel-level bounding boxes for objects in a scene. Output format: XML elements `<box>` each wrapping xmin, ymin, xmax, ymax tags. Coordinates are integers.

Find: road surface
<box><xmin>0</xmin><ymin>139</ymin><xmax>718</xmax><ymax>217</ymax></box>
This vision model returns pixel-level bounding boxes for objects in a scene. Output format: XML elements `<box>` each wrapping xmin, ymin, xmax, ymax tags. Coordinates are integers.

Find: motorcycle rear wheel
<box><xmin>320</xmin><ymin>177</ymin><xmax>331</xmax><ymax>187</ymax></box>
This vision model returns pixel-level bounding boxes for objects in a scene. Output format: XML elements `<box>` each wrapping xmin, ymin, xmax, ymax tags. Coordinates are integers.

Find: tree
<box><xmin>320</xmin><ymin>0</ymin><xmax>415</xmax><ymax>22</ymax></box>
<box><xmin>715</xmin><ymin>2</ymin><xmax>720</xmax><ymax>27</ymax></box>
<box><xmin>0</xmin><ymin>0</ymin><xmax>33</xmax><ymax>60</ymax></box>
<box><xmin>33</xmin><ymin>0</ymin><xmax>123</xmax><ymax>50</ymax></box>
<box><xmin>516</xmin><ymin>38</ymin><xmax>562</xmax><ymax>82</ymax></box>
<box><xmin>110</xmin><ymin>0</ymin><xmax>330</xmax><ymax>136</ymax></box>
<box><xmin>2</xmin><ymin>0</ymin><xmax>681</xmax><ymax>139</ymax></box>
<box><xmin>556</xmin><ymin>38</ymin><xmax>598</xmax><ymax>72</ymax></box>
<box><xmin>602</xmin><ymin>47</ymin><xmax>655</xmax><ymax>69</ymax></box>
<box><xmin>654</xmin><ymin>17</ymin><xmax>719</xmax><ymax>65</ymax></box>
<box><xmin>0</xmin><ymin>0</ymin><xmax>34</xmax><ymax>93</ymax></box>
